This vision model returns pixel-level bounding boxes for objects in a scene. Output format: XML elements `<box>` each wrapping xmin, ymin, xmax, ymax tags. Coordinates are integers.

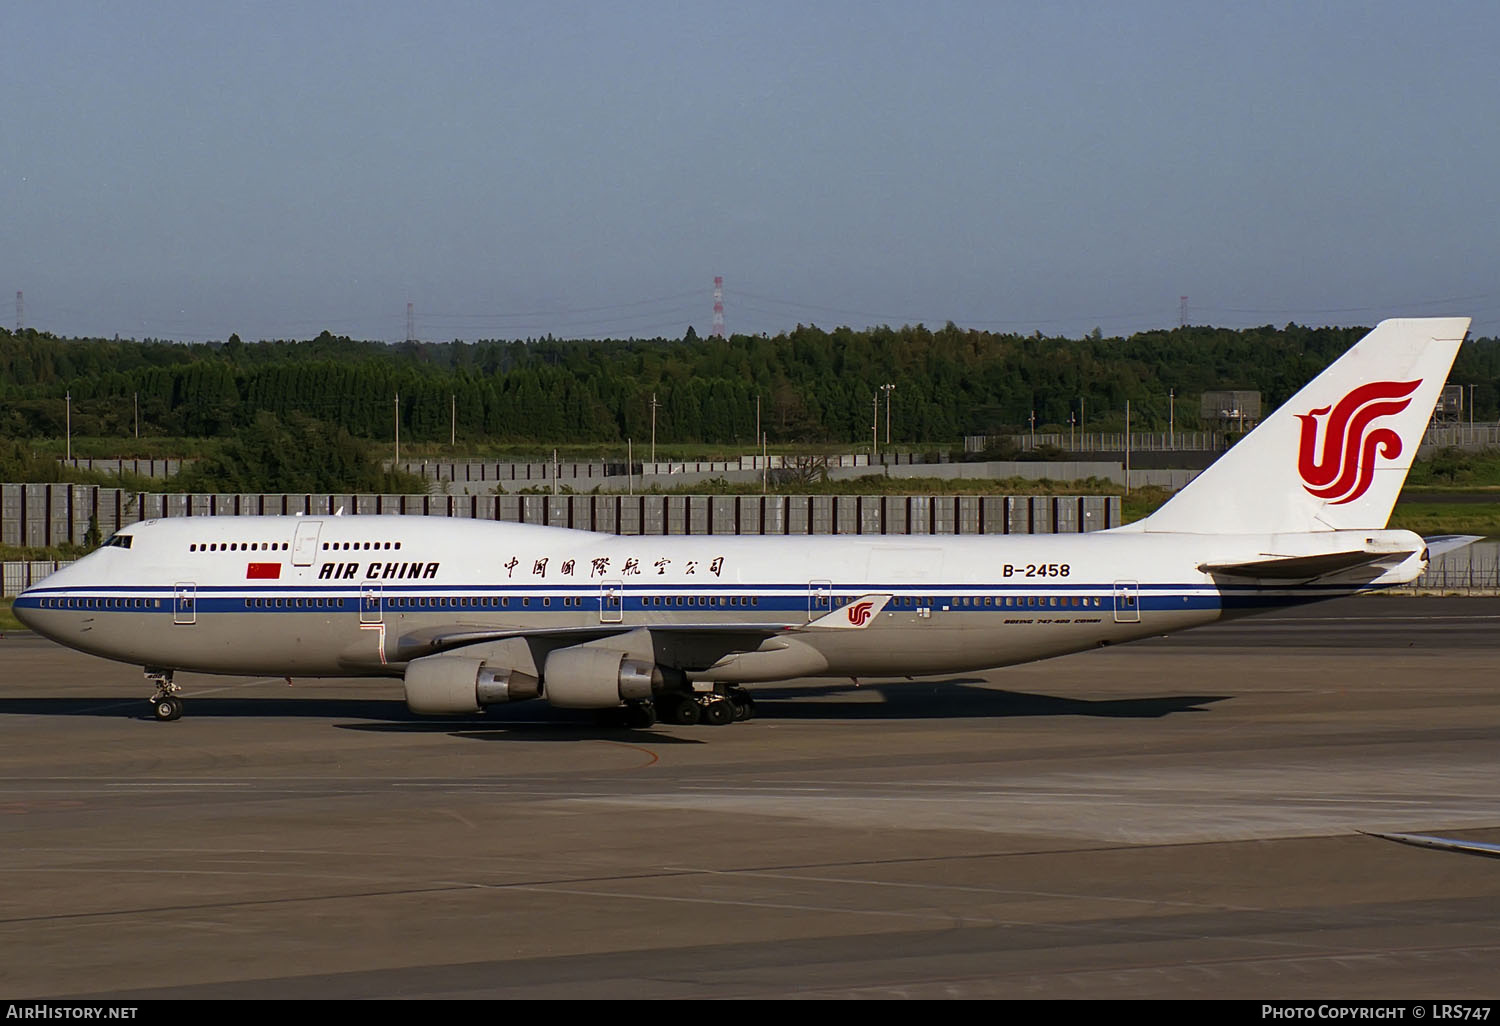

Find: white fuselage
<box><xmin>13</xmin><ymin>515</ymin><xmax>1427</xmax><ymax>682</ymax></box>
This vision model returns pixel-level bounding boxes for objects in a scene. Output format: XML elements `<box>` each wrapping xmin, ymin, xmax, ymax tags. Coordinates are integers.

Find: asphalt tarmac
<box><xmin>2</xmin><ymin>595</ymin><xmax>1499</xmax><ymax>999</ymax></box>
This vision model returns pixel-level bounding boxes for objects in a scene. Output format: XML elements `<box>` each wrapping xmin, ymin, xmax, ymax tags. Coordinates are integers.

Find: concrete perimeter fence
<box><xmin>2</xmin><ymin>484</ymin><xmax>1120</xmax><ymax>596</ymax></box>
<box><xmin>9</xmin><ymin>482</ymin><xmax>1491</xmax><ymax>598</ymax></box>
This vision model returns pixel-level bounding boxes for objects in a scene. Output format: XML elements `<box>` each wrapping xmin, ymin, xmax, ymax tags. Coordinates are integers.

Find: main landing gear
<box><xmin>601</xmin><ymin>688</ymin><xmax>756</xmax><ymax>730</ymax></box>
<box><xmin>146</xmin><ymin>669</ymin><xmax>183</xmax><ymax>722</ymax></box>
<box><xmin>663</xmin><ymin>687</ymin><xmax>755</xmax><ymax>727</ymax></box>
<box><xmin>600</xmin><ymin>688</ymin><xmax>757</xmax><ymax>730</ymax></box>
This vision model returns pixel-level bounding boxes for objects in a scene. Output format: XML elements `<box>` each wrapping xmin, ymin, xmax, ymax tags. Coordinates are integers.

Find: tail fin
<box><xmin>1124</xmin><ymin>317</ymin><xmax>1469</xmax><ymax>534</ymax></box>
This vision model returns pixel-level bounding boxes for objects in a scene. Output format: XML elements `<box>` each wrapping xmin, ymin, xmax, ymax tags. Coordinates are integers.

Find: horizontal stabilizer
<box><xmin>1423</xmin><ymin>534</ymin><xmax>1484</xmax><ymax>558</ymax></box>
<box><xmin>1199</xmin><ymin>549</ymin><xmax>1416</xmax><ymax>580</ymax></box>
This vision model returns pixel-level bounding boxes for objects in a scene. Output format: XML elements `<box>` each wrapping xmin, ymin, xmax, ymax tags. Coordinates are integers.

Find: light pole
<box><xmin>880</xmin><ymin>382</ymin><xmax>895</xmax><ymax>450</ymax></box>
<box><xmin>872</xmin><ymin>394</ymin><xmax>879</xmax><ymax>459</ymax></box>
<box><xmin>66</xmin><ymin>391</ymin><xmax>72</xmax><ymax>462</ymax></box>
<box><xmin>1169</xmin><ymin>388</ymin><xmax>1175</xmax><ymax>449</ymax></box>
<box><xmin>650</xmin><ymin>392</ymin><xmax>659</xmax><ymax>465</ymax></box>
<box><xmin>394</xmin><ymin>393</ymin><xmax>400</xmax><ymax>467</ymax></box>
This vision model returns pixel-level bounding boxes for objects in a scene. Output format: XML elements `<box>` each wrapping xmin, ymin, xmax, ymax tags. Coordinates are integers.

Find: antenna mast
<box><xmin>712</xmin><ymin>276</ymin><xmax>725</xmax><ymax>338</ymax></box>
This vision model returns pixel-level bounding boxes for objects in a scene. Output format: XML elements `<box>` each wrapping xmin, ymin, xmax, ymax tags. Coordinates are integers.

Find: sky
<box><xmin>5</xmin><ymin>1</ymin><xmax>1499</xmax><ymax>343</ymax></box>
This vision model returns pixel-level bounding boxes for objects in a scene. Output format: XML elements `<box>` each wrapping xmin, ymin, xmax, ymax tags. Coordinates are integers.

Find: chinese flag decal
<box><xmin>246</xmin><ymin>563</ymin><xmax>281</xmax><ymax>580</ymax></box>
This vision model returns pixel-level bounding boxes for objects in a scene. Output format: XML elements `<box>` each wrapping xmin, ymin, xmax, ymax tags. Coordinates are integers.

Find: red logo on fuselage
<box><xmin>847</xmin><ymin>601</ymin><xmax>874</xmax><ymax>626</ymax></box>
<box><xmin>1296</xmin><ymin>379</ymin><xmax>1421</xmax><ymax>505</ymax></box>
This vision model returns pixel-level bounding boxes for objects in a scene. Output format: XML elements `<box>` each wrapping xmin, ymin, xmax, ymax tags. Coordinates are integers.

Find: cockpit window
<box><xmin>103</xmin><ymin>535</ymin><xmax>134</xmax><ymax>549</ymax></box>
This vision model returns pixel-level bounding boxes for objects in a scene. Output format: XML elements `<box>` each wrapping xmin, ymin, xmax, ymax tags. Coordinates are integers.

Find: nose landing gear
<box><xmin>146</xmin><ymin>668</ymin><xmax>183</xmax><ymax>722</ymax></box>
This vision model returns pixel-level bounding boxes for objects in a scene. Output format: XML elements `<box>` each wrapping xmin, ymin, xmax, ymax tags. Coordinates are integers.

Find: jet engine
<box><xmin>403</xmin><ymin>654</ymin><xmax>540</xmax><ymax>715</ymax></box>
<box><xmin>541</xmin><ymin>646</ymin><xmax>661</xmax><ymax>709</ymax></box>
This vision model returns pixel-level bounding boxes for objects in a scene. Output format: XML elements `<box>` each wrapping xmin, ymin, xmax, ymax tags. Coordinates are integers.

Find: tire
<box><xmin>671</xmin><ymin>697</ymin><xmax>702</xmax><ymax>726</ymax></box>
<box><xmin>153</xmin><ymin>697</ymin><xmax>182</xmax><ymax>722</ymax></box>
<box><xmin>703</xmin><ymin>699</ymin><xmax>734</xmax><ymax>726</ymax></box>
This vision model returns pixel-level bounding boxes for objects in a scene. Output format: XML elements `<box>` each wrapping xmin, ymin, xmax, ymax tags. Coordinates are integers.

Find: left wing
<box><xmin>390</xmin><ymin>592</ymin><xmax>894</xmax><ymax>662</ymax></box>
<box><xmin>1363</xmin><ymin>830</ymin><xmax>1500</xmax><ymax>860</ymax></box>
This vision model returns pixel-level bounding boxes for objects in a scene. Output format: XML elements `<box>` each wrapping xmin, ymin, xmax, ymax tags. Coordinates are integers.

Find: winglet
<box><xmin>803</xmin><ymin>594</ymin><xmax>892</xmax><ymax>630</ymax></box>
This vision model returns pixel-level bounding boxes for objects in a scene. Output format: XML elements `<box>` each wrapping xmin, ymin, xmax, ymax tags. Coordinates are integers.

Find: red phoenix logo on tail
<box><xmin>846</xmin><ymin>601</ymin><xmax>874</xmax><ymax>626</ymax></box>
<box><xmin>1296</xmin><ymin>379</ymin><xmax>1421</xmax><ymax>505</ymax></box>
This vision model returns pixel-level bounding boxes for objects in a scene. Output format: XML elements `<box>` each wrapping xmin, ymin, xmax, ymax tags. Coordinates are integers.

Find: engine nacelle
<box><xmin>542</xmin><ymin>646</ymin><xmax>660</xmax><ymax>709</ymax></box>
<box><xmin>403</xmin><ymin>654</ymin><xmax>540</xmax><ymax>716</ymax></box>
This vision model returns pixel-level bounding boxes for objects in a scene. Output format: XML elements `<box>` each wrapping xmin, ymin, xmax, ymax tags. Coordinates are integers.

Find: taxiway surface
<box><xmin>2</xmin><ymin>596</ymin><xmax>1498</xmax><ymax>999</ymax></box>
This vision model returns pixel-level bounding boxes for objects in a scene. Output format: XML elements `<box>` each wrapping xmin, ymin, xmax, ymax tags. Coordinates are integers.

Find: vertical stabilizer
<box><xmin>1123</xmin><ymin>317</ymin><xmax>1469</xmax><ymax>534</ymax></box>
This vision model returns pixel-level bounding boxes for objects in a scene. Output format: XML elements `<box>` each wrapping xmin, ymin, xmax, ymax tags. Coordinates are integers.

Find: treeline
<box><xmin>3</xmin><ymin>323</ymin><xmax>1498</xmax><ymax>446</ymax></box>
<box><xmin>0</xmin><ymin>417</ymin><xmax>428</xmax><ymax>495</ymax></box>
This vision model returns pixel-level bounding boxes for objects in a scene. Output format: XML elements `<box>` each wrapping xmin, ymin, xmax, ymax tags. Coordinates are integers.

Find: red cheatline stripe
<box><xmin>246</xmin><ymin>563</ymin><xmax>282</xmax><ymax>580</ymax></box>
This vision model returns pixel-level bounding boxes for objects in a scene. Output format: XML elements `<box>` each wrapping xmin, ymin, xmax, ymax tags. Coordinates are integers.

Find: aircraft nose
<box><xmin>11</xmin><ymin>592</ymin><xmax>39</xmax><ymax>631</ymax></box>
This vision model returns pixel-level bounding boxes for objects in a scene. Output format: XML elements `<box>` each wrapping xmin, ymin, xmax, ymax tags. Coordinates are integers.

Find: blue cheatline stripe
<box><xmin>13</xmin><ymin>581</ymin><xmax>1404</xmax><ymax>616</ymax></box>
<box><xmin>16</xmin><ymin>576</ymin><xmax>1395</xmax><ymax>597</ymax></box>
<box><xmin>17</xmin><ymin>595</ymin><xmax>1370</xmax><ymax>617</ymax></box>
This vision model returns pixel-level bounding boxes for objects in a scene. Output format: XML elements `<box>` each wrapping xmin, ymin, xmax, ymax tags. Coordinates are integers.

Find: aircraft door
<box><xmin>1112</xmin><ymin>580</ymin><xmax>1141</xmax><ymax>623</ymax></box>
<box><xmin>173</xmin><ymin>582</ymin><xmax>196</xmax><ymax>625</ymax></box>
<box><xmin>808</xmin><ymin>579</ymin><xmax>832</xmax><ymax>621</ymax></box>
<box><xmin>360</xmin><ymin>585</ymin><xmax>382</xmax><ymax>624</ymax></box>
<box><xmin>599</xmin><ymin>580</ymin><xmax>623</xmax><ymax>623</ymax></box>
<box><xmin>292</xmin><ymin>520</ymin><xmax>323</xmax><ymax>567</ymax></box>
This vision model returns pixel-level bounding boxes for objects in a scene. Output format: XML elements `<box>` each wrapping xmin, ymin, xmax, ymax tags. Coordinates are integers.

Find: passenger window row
<box><xmin>957</xmin><ymin>595</ymin><xmax>1101</xmax><ymax>609</ymax></box>
<box><xmin>389</xmin><ymin>596</ymin><xmax>582</xmax><ymax>609</ymax></box>
<box><xmin>644</xmin><ymin>596</ymin><xmax>759</xmax><ymax>607</ymax></box>
<box><xmin>886</xmin><ymin>595</ymin><xmax>1103</xmax><ymax>609</ymax></box>
<box><xmin>38</xmin><ymin>598</ymin><xmax>161</xmax><ymax>610</ymax></box>
<box><xmin>246</xmin><ymin>598</ymin><xmax>343</xmax><ymax>609</ymax></box>
<box><xmin>191</xmin><ymin>542</ymin><xmax>288</xmax><ymax>552</ymax></box>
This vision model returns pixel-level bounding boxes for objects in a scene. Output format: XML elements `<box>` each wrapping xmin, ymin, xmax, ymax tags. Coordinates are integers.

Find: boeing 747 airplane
<box><xmin>12</xmin><ymin>317</ymin><xmax>1473</xmax><ymax>727</ymax></box>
